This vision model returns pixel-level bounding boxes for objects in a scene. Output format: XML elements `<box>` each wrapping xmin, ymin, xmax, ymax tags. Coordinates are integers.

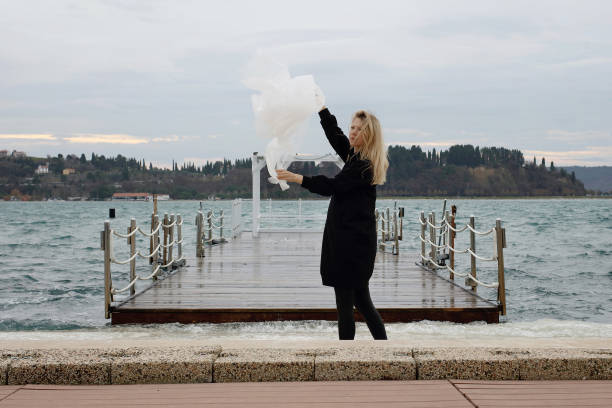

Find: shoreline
<box><xmin>2</xmin><ymin>195</ymin><xmax>612</xmax><ymax>202</ymax></box>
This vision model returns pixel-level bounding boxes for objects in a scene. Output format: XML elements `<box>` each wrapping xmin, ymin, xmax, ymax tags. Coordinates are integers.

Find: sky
<box><xmin>1</xmin><ymin>0</ymin><xmax>611</xmax><ymax>167</ymax></box>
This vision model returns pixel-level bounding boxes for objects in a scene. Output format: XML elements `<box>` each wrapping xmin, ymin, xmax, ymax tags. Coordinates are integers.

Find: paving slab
<box><xmin>0</xmin><ymin>362</ymin><xmax>7</xmax><ymax>386</ymax></box>
<box><xmin>213</xmin><ymin>348</ymin><xmax>315</xmax><ymax>382</ymax></box>
<box><xmin>110</xmin><ymin>346</ymin><xmax>221</xmax><ymax>384</ymax></box>
<box><xmin>414</xmin><ymin>347</ymin><xmax>521</xmax><ymax>380</ymax></box>
<box><xmin>315</xmin><ymin>347</ymin><xmax>416</xmax><ymax>381</ymax></box>
<box><xmin>517</xmin><ymin>348</ymin><xmax>612</xmax><ymax>380</ymax></box>
<box><xmin>4</xmin><ymin>349</ymin><xmax>110</xmax><ymax>385</ymax></box>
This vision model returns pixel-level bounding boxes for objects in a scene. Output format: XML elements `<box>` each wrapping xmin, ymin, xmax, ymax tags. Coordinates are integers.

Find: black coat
<box><xmin>300</xmin><ymin>108</ymin><xmax>377</xmax><ymax>288</ymax></box>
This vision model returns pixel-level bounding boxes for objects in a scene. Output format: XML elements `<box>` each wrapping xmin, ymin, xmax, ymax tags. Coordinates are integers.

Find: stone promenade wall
<box><xmin>1</xmin><ymin>346</ymin><xmax>611</xmax><ymax>384</ymax></box>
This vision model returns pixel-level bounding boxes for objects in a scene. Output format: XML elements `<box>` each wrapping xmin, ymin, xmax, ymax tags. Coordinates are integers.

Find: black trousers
<box><xmin>333</xmin><ymin>286</ymin><xmax>387</xmax><ymax>340</ymax></box>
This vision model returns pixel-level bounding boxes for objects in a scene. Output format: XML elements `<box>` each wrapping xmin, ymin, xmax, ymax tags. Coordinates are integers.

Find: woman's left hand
<box><xmin>276</xmin><ymin>169</ymin><xmax>303</xmax><ymax>185</ymax></box>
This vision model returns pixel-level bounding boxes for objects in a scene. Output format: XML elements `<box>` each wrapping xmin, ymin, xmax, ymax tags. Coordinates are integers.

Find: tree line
<box><xmin>0</xmin><ymin>144</ymin><xmax>585</xmax><ymax>200</ymax></box>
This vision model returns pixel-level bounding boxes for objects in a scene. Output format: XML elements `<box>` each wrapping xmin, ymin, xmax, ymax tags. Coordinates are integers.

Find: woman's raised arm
<box><xmin>319</xmin><ymin>108</ymin><xmax>350</xmax><ymax>162</ymax></box>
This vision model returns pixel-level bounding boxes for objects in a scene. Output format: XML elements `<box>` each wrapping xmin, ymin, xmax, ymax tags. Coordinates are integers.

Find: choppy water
<box><xmin>1</xmin><ymin>199</ymin><xmax>611</xmax><ymax>340</ymax></box>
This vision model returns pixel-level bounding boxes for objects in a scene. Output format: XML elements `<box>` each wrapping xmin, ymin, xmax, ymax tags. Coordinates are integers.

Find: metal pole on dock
<box><xmin>129</xmin><ymin>218</ymin><xmax>136</xmax><ymax>296</ymax></box>
<box><xmin>469</xmin><ymin>215</ymin><xmax>477</xmax><ymax>291</ymax></box>
<box><xmin>252</xmin><ymin>153</ymin><xmax>261</xmax><ymax>238</ymax></box>
<box><xmin>103</xmin><ymin>221</ymin><xmax>111</xmax><ymax>319</ymax></box>
<box><xmin>496</xmin><ymin>218</ymin><xmax>507</xmax><ymax>315</ymax></box>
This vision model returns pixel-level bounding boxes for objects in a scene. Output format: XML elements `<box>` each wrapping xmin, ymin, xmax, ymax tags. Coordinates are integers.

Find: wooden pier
<box><xmin>110</xmin><ymin>230</ymin><xmax>500</xmax><ymax>325</ymax></box>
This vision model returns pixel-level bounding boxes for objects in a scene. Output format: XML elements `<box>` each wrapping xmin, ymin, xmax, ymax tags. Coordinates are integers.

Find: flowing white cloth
<box><xmin>244</xmin><ymin>54</ymin><xmax>325</xmax><ymax>190</ymax></box>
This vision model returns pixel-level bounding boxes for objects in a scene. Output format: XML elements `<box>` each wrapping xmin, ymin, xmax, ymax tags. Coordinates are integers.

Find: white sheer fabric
<box><xmin>244</xmin><ymin>54</ymin><xmax>325</xmax><ymax>190</ymax></box>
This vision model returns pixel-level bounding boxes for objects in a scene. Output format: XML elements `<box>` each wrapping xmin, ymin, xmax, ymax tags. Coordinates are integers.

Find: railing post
<box><xmin>103</xmin><ymin>221</ymin><xmax>111</xmax><ymax>319</ymax></box>
<box><xmin>393</xmin><ymin>209</ymin><xmax>399</xmax><ymax>255</ymax></box>
<box><xmin>386</xmin><ymin>207</ymin><xmax>390</xmax><ymax>241</ymax></box>
<box><xmin>163</xmin><ymin>213</ymin><xmax>169</xmax><ymax>266</ymax></box>
<box><xmin>430</xmin><ymin>212</ymin><xmax>437</xmax><ymax>265</ymax></box>
<box><xmin>469</xmin><ymin>215</ymin><xmax>477</xmax><ymax>291</ymax></box>
<box><xmin>375</xmin><ymin>209</ymin><xmax>380</xmax><ymax>245</ymax></box>
<box><xmin>207</xmin><ymin>210</ymin><xmax>213</xmax><ymax>244</ymax></box>
<box><xmin>129</xmin><ymin>218</ymin><xmax>136</xmax><ymax>296</ymax></box>
<box><xmin>444</xmin><ymin>210</ymin><xmax>449</xmax><ymax>249</ymax></box>
<box><xmin>398</xmin><ymin>207</ymin><xmax>404</xmax><ymax>240</ymax></box>
<box><xmin>219</xmin><ymin>210</ymin><xmax>224</xmax><ymax>240</ymax></box>
<box><xmin>153</xmin><ymin>215</ymin><xmax>159</xmax><ymax>267</ymax></box>
<box><xmin>449</xmin><ymin>211</ymin><xmax>456</xmax><ymax>280</ymax></box>
<box><xmin>168</xmin><ymin>214</ymin><xmax>175</xmax><ymax>267</ymax></box>
<box><xmin>196</xmin><ymin>211</ymin><xmax>203</xmax><ymax>257</ymax></box>
<box><xmin>496</xmin><ymin>219</ymin><xmax>507</xmax><ymax>315</ymax></box>
<box><xmin>177</xmin><ymin>214</ymin><xmax>183</xmax><ymax>263</ymax></box>
<box><xmin>420</xmin><ymin>211</ymin><xmax>426</xmax><ymax>264</ymax></box>
<box><xmin>149</xmin><ymin>212</ymin><xmax>154</xmax><ymax>264</ymax></box>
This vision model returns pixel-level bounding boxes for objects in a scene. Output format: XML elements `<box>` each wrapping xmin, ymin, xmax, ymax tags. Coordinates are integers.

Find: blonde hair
<box><xmin>352</xmin><ymin>110</ymin><xmax>388</xmax><ymax>185</ymax></box>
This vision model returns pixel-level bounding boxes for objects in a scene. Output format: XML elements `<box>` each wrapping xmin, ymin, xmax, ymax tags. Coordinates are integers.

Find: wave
<box><xmin>0</xmin><ymin>319</ymin><xmax>610</xmax><ymax>341</ymax></box>
<box><xmin>0</xmin><ymin>319</ymin><xmax>91</xmax><ymax>331</ymax></box>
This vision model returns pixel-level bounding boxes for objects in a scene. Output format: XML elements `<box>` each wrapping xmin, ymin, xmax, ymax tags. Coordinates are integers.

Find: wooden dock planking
<box><xmin>111</xmin><ymin>231</ymin><xmax>499</xmax><ymax>324</ymax></box>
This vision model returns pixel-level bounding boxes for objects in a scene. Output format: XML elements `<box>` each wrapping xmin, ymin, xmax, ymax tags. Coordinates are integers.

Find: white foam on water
<box><xmin>1</xmin><ymin>319</ymin><xmax>610</xmax><ymax>342</ymax></box>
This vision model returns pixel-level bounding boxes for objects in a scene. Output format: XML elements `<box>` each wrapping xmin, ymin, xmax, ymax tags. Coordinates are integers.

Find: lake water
<box><xmin>1</xmin><ymin>198</ymin><xmax>611</xmax><ymax>340</ymax></box>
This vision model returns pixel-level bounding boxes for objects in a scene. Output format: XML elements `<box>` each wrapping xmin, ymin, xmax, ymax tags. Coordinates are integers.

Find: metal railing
<box><xmin>375</xmin><ymin>204</ymin><xmax>404</xmax><ymax>255</ymax></box>
<box><xmin>417</xmin><ymin>209</ymin><xmax>507</xmax><ymax>315</ymax></box>
<box><xmin>101</xmin><ymin>213</ymin><xmax>185</xmax><ymax>319</ymax></box>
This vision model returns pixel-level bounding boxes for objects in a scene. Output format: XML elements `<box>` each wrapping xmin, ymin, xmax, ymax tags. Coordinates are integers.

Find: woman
<box><xmin>276</xmin><ymin>106</ymin><xmax>389</xmax><ymax>340</ymax></box>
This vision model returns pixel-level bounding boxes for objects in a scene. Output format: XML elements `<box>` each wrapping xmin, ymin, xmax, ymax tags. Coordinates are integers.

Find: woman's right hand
<box><xmin>314</xmin><ymin>84</ymin><xmax>326</xmax><ymax>112</ymax></box>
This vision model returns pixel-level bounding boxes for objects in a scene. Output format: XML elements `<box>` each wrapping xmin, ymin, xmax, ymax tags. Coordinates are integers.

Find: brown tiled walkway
<box><xmin>2</xmin><ymin>380</ymin><xmax>611</xmax><ymax>407</ymax></box>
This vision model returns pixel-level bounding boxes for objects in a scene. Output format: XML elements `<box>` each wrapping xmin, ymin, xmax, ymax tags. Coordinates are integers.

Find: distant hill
<box><xmin>562</xmin><ymin>166</ymin><xmax>612</xmax><ymax>192</ymax></box>
<box><xmin>1</xmin><ymin>146</ymin><xmax>586</xmax><ymax>200</ymax></box>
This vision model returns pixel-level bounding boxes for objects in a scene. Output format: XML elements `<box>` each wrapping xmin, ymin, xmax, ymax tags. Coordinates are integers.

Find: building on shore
<box><xmin>112</xmin><ymin>193</ymin><xmax>170</xmax><ymax>201</ymax></box>
<box><xmin>112</xmin><ymin>192</ymin><xmax>149</xmax><ymax>201</ymax></box>
<box><xmin>62</xmin><ymin>168</ymin><xmax>76</xmax><ymax>175</ymax></box>
<box><xmin>11</xmin><ymin>150</ymin><xmax>26</xmax><ymax>158</ymax></box>
<box><xmin>0</xmin><ymin>150</ymin><xmax>8</xmax><ymax>158</ymax></box>
<box><xmin>149</xmin><ymin>194</ymin><xmax>170</xmax><ymax>201</ymax></box>
<box><xmin>35</xmin><ymin>164</ymin><xmax>49</xmax><ymax>175</ymax></box>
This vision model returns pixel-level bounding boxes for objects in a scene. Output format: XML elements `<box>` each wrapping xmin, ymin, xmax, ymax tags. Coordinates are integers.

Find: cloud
<box><xmin>524</xmin><ymin>146</ymin><xmax>612</xmax><ymax>166</ymax></box>
<box><xmin>545</xmin><ymin>129</ymin><xmax>610</xmax><ymax>142</ymax></box>
<box><xmin>541</xmin><ymin>57</ymin><xmax>612</xmax><ymax>70</ymax></box>
<box><xmin>386</xmin><ymin>141</ymin><xmax>456</xmax><ymax>148</ymax></box>
<box><xmin>384</xmin><ymin>128</ymin><xmax>432</xmax><ymax>138</ymax></box>
<box><xmin>152</xmin><ymin>135</ymin><xmax>180</xmax><ymax>142</ymax></box>
<box><xmin>0</xmin><ymin>134</ymin><xmax>56</xmax><ymax>140</ymax></box>
<box><xmin>64</xmin><ymin>133</ymin><xmax>148</xmax><ymax>144</ymax></box>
